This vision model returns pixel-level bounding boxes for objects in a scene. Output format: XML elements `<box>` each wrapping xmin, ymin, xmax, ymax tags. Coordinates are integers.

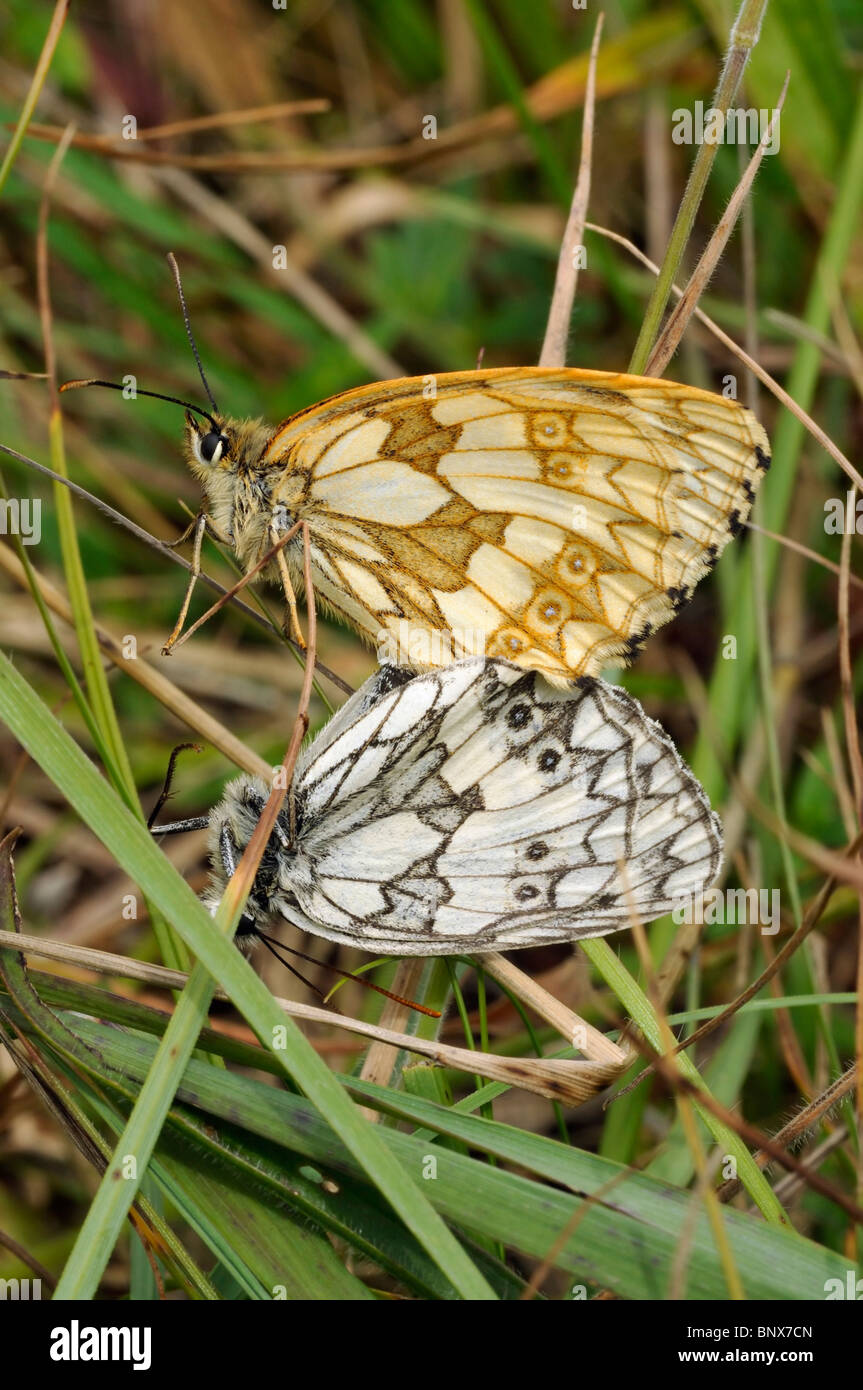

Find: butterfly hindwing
<box><xmin>211</xmin><ymin>658</ymin><xmax>722</xmax><ymax>954</ymax></box>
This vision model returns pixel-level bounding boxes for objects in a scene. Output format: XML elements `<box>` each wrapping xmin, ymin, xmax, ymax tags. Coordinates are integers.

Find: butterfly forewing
<box><xmin>211</xmin><ymin>659</ymin><xmax>722</xmax><ymax>955</ymax></box>
<box><xmin>247</xmin><ymin>368</ymin><xmax>769</xmax><ymax>680</ymax></box>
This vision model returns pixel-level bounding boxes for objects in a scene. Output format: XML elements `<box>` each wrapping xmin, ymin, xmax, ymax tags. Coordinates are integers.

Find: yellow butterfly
<box><xmin>179</xmin><ymin>365</ymin><xmax>769</xmax><ymax>681</ymax></box>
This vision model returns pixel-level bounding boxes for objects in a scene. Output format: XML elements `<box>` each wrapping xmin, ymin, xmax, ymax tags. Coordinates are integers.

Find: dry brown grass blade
<box><xmin>0</xmin><ymin>1226</ymin><xmax>57</xmax><ymax>1290</ymax></box>
<box><xmin>835</xmin><ymin>482</ymin><xmax>863</xmax><ymax>1134</ymax></box>
<box><xmin>154</xmin><ymin>166</ymin><xmax>403</xmax><ymax>383</ymax></box>
<box><xmin>818</xmin><ymin>707</ymin><xmax>858</xmax><ymax>840</ymax></box>
<box><xmin>219</xmin><ymin>524</ymin><xmax>317</xmax><ymax>924</ymax></box>
<box><xmin>20</xmin><ymin>29</ymin><xmax>689</xmax><ymax>177</ymax></box>
<box><xmin>482</xmin><ymin>952</ymin><xmax>630</xmax><ymax>1070</ymax></box>
<box><xmin>356</xmin><ymin>949</ymin><xmax>634</xmax><ymax>1113</ymax></box>
<box><xmin>21</xmin><ymin>121</ymin><xmax>414</xmax><ymax>171</ymax></box>
<box><xmin>605</xmin><ymin>986</ymin><xmax>863</xmax><ymax>1225</ymax></box>
<box><xmin>746</xmin><ymin>520</ymin><xmax>863</xmax><ymax>593</ymax></box>
<box><xmin>831</xmin><ymin>294</ymin><xmax>863</xmax><ymax>398</ymax></box>
<box><xmin>0</xmin><ymin>543</ymin><xmax>271</xmax><ymax>779</ymax></box>
<box><xmin>357</xmin><ymin>958</ymin><xmax>427</xmax><ymax>1108</ymax></box>
<box><xmin>840</xmin><ymin>490</ymin><xmax>863</xmax><ymax>1141</ymax></box>
<box><xmin>717</xmin><ymin>1063</ymin><xmax>857</xmax><ymax>1201</ymax></box>
<box><xmin>760</xmin><ymin>933</ymin><xmax>815</xmax><ymax>1100</ymax></box>
<box><xmin>538</xmin><ymin>13</ymin><xmax>603</xmax><ymax>368</ymax></box>
<box><xmin>133</xmin><ymin>100</ymin><xmax>331</xmax><ymax>141</ymax></box>
<box><xmin>767</xmin><ymin>1131</ymin><xmax>850</xmax><ymax>1210</ymax></box>
<box><xmin>609</xmin><ymin>834</ymin><xmax>862</xmax><ymax>1103</ymax></box>
<box><xmin>858</xmin><ymin>903</ymin><xmax>863</xmax><ymax>1159</ymax></box>
<box><xmin>0</xmin><ymin>933</ymin><xmax>616</xmax><ymax>1106</ymax></box>
<box><xmin>644</xmin><ymin>75</ymin><xmax>789</xmax><ymax>377</ymax></box>
<box><xmin>658</xmin><ymin>1062</ymin><xmax>863</xmax><ymax>1225</ymax></box>
<box><xmin>587</xmin><ymin>221</ymin><xmax>863</xmax><ymax>492</ymax></box>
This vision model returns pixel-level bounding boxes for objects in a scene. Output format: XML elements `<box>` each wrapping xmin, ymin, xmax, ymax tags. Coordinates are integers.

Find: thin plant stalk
<box><xmin>628</xmin><ymin>0</ymin><xmax>769</xmax><ymax>373</ymax></box>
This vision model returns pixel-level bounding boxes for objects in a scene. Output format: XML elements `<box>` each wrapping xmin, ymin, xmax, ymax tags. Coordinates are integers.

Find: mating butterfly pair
<box><xmin>157</xmin><ymin>365</ymin><xmax>765</xmax><ymax>949</ymax></box>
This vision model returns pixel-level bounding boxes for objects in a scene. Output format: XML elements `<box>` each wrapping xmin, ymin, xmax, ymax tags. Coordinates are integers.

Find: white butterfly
<box><xmin>156</xmin><ymin>658</ymin><xmax>722</xmax><ymax>955</ymax></box>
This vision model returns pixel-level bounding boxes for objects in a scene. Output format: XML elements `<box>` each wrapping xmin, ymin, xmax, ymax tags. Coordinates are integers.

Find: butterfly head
<box><xmin>206</xmin><ymin>775</ymin><xmax>306</xmax><ymax>932</ymax></box>
<box><xmin>184</xmin><ymin>409</ymin><xmax>236</xmax><ymax>476</ymax></box>
<box><xmin>185</xmin><ymin>411</ymin><xmax>276</xmax><ymax>471</ymax></box>
<box><xmin>150</xmin><ymin>765</ymin><xmax>301</xmax><ymax>943</ymax></box>
<box><xmin>183</xmin><ymin>412</ymin><xmax>276</xmax><ymax>518</ymax></box>
<box><xmin>187</xmin><ymin>411</ymin><xmax>231</xmax><ymax>469</ymax></box>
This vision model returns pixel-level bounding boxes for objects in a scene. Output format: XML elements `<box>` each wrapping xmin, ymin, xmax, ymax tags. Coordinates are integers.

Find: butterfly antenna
<box><xmin>166</xmin><ymin>251</ymin><xmax>220</xmax><ymax>417</ymax></box>
<box><xmin>254</xmin><ymin>929</ymin><xmax>441</xmax><ymax>1018</ymax></box>
<box><xmin>252</xmin><ymin>929</ymin><xmax>332</xmax><ymax>1005</ymax></box>
<box><xmin>59</xmin><ymin>379</ymin><xmax>218</xmax><ymax>430</ymax></box>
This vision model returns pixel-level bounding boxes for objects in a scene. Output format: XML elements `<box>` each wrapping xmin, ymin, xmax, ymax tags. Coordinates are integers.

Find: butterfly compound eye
<box><xmin>195</xmin><ymin>430</ymin><xmax>229</xmax><ymax>465</ymax></box>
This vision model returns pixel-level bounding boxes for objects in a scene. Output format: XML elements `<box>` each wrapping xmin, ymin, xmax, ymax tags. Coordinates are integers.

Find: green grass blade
<box><xmin>581</xmin><ymin>936</ymin><xmax>788</xmax><ymax>1225</ymax></box>
<box><xmin>0</xmin><ymin>650</ymin><xmax>495</xmax><ymax>1301</ymax></box>
<box><xmin>64</xmin><ymin>1012</ymin><xmax>857</xmax><ymax>1301</ymax></box>
<box><xmin>0</xmin><ymin>0</ymin><xmax>68</xmax><ymax>200</ymax></box>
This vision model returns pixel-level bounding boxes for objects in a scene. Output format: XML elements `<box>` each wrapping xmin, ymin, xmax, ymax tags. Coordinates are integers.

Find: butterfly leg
<box><xmin>164</xmin><ymin>513</ymin><xmax>201</xmax><ymax>549</ymax></box>
<box><xmin>147</xmin><ymin>742</ymin><xmax>202</xmax><ymax>828</ymax></box>
<box><xmin>269</xmin><ymin>522</ymin><xmax>306</xmax><ymax>650</ymax></box>
<box><xmin>162</xmin><ymin>510</ymin><xmax>208</xmax><ymax>655</ymax></box>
